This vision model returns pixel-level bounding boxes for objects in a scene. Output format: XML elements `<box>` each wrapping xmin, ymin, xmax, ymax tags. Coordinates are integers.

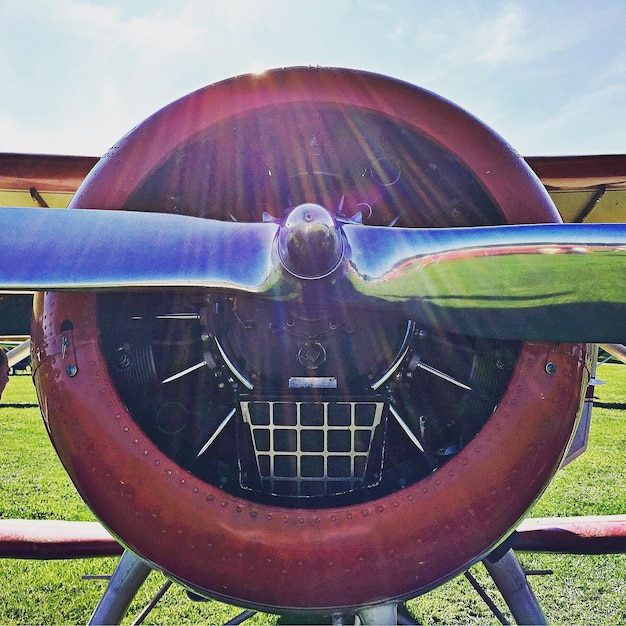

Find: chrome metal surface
<box><xmin>407</xmin><ymin>354</ymin><xmax>472</xmax><ymax>391</ymax></box>
<box><xmin>4</xmin><ymin>206</ymin><xmax>626</xmax><ymax>341</ymax></box>
<box><xmin>277</xmin><ymin>203</ymin><xmax>344</xmax><ymax>279</ymax></box>
<box><xmin>370</xmin><ymin>321</ymin><xmax>414</xmax><ymax>390</ymax></box>
<box><xmin>6</xmin><ymin>339</ymin><xmax>30</xmax><ymax>369</ymax></box>
<box><xmin>483</xmin><ymin>549</ymin><xmax>547</xmax><ymax>626</ymax></box>
<box><xmin>161</xmin><ymin>360</ymin><xmax>206</xmax><ymax>384</ymax></box>
<box><xmin>239</xmin><ymin>399</ymin><xmax>386</xmax><ymax>498</ymax></box>
<box><xmin>89</xmin><ymin>550</ymin><xmax>152</xmax><ymax>625</ymax></box>
<box><xmin>196</xmin><ymin>408</ymin><xmax>237</xmax><ymax>458</ymax></box>
<box><xmin>214</xmin><ymin>337</ymin><xmax>254</xmax><ymax>390</ymax></box>
<box><xmin>344</xmin><ymin>221</ymin><xmax>626</xmax><ymax>342</ymax></box>
<box><xmin>389</xmin><ymin>405</ymin><xmax>425</xmax><ymax>453</ymax></box>
<box><xmin>599</xmin><ymin>343</ymin><xmax>626</xmax><ymax>365</ymax></box>
<box><xmin>0</xmin><ymin>207</ymin><xmax>277</xmax><ymax>293</ymax></box>
<box><xmin>288</xmin><ymin>376</ymin><xmax>338</xmax><ymax>389</ymax></box>
<box><xmin>357</xmin><ymin>603</ymin><xmax>399</xmax><ymax>625</ymax></box>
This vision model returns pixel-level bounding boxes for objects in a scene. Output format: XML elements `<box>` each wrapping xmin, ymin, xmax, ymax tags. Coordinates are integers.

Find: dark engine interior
<box><xmin>97</xmin><ymin>102</ymin><xmax>520</xmax><ymax>508</ymax></box>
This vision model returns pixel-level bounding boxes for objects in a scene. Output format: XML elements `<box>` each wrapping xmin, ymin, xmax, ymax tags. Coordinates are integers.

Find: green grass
<box><xmin>0</xmin><ymin>367</ymin><xmax>625</xmax><ymax>624</ymax></box>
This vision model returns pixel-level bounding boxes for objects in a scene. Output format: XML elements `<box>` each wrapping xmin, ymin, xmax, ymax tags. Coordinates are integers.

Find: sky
<box><xmin>1</xmin><ymin>0</ymin><xmax>624</xmax><ymax>157</ymax></box>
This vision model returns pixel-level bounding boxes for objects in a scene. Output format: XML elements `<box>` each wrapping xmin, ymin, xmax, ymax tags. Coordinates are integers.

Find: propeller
<box><xmin>0</xmin><ymin>207</ymin><xmax>278</xmax><ymax>293</ymax></box>
<box><xmin>342</xmin><ymin>219</ymin><xmax>626</xmax><ymax>342</ymax></box>
<box><xmin>1</xmin><ymin>205</ymin><xmax>625</xmax><ymax>342</ymax></box>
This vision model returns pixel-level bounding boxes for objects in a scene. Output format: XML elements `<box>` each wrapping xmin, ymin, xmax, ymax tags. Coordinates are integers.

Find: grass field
<box><xmin>0</xmin><ymin>365</ymin><xmax>625</xmax><ymax>624</ymax></box>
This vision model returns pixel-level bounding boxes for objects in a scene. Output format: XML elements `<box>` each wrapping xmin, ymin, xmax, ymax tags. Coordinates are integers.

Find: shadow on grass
<box><xmin>593</xmin><ymin>402</ymin><xmax>626</xmax><ymax>410</ymax></box>
<box><xmin>0</xmin><ymin>403</ymin><xmax>39</xmax><ymax>408</ymax></box>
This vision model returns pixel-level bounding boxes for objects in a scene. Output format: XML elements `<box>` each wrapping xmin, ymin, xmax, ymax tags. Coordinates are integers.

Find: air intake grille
<box><xmin>239</xmin><ymin>400</ymin><xmax>386</xmax><ymax>498</ymax></box>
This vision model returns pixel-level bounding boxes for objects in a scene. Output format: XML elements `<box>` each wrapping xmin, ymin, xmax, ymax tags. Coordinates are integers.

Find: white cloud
<box><xmin>0</xmin><ymin>0</ymin><xmax>624</xmax><ymax>156</ymax></box>
<box><xmin>476</xmin><ymin>2</ymin><xmax>529</xmax><ymax>63</ymax></box>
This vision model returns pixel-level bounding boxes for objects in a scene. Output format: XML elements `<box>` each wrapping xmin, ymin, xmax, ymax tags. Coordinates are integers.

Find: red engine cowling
<box><xmin>31</xmin><ymin>68</ymin><xmax>588</xmax><ymax>613</ymax></box>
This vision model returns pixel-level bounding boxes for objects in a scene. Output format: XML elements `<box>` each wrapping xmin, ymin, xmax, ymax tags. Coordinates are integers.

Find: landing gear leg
<box><xmin>357</xmin><ymin>602</ymin><xmax>399</xmax><ymax>625</ymax></box>
<box><xmin>89</xmin><ymin>550</ymin><xmax>152</xmax><ymax>625</ymax></box>
<box><xmin>483</xmin><ymin>548</ymin><xmax>546</xmax><ymax>625</ymax></box>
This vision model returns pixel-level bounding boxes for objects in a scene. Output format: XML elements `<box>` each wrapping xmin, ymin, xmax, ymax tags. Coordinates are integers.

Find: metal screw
<box><xmin>66</xmin><ymin>364</ymin><xmax>78</xmax><ymax>377</ymax></box>
<box><xmin>545</xmin><ymin>362</ymin><xmax>556</xmax><ymax>374</ymax></box>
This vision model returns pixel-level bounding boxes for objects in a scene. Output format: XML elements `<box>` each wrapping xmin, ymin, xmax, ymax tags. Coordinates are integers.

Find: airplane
<box><xmin>1</xmin><ymin>66</ymin><xmax>626</xmax><ymax>625</ymax></box>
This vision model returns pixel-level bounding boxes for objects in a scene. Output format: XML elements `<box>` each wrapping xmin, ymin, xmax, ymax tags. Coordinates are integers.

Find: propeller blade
<box><xmin>3</xmin><ymin>207</ymin><xmax>626</xmax><ymax>342</ymax></box>
<box><xmin>343</xmin><ymin>222</ymin><xmax>626</xmax><ymax>343</ymax></box>
<box><xmin>0</xmin><ymin>207</ymin><xmax>279</xmax><ymax>293</ymax></box>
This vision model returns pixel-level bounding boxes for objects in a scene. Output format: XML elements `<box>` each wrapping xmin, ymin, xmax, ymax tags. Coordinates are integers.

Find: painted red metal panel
<box><xmin>515</xmin><ymin>515</ymin><xmax>626</xmax><ymax>554</ymax></box>
<box><xmin>0</xmin><ymin>153</ymin><xmax>97</xmax><ymax>193</ymax></box>
<box><xmin>526</xmin><ymin>155</ymin><xmax>626</xmax><ymax>190</ymax></box>
<box><xmin>0</xmin><ymin>520</ymin><xmax>122</xmax><ymax>559</ymax></box>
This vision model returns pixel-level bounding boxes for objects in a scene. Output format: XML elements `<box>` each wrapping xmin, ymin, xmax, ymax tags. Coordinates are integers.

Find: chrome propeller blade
<box><xmin>343</xmin><ymin>222</ymin><xmax>626</xmax><ymax>342</ymax></box>
<box><xmin>0</xmin><ymin>207</ymin><xmax>278</xmax><ymax>293</ymax></box>
<box><xmin>2</xmin><ymin>206</ymin><xmax>626</xmax><ymax>342</ymax></box>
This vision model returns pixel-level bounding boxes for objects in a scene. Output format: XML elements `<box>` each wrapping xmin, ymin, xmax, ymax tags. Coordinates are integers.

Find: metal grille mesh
<box><xmin>240</xmin><ymin>400</ymin><xmax>385</xmax><ymax>497</ymax></box>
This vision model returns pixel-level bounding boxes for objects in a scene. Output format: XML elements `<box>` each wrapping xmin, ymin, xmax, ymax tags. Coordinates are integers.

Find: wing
<box><xmin>528</xmin><ymin>154</ymin><xmax>626</xmax><ymax>224</ymax></box>
<box><xmin>3</xmin><ymin>152</ymin><xmax>626</xmax><ymax>218</ymax></box>
<box><xmin>0</xmin><ymin>153</ymin><xmax>96</xmax><ymax>208</ymax></box>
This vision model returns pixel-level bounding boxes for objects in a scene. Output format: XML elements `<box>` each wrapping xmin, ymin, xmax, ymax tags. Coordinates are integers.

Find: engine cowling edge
<box><xmin>32</xmin><ymin>294</ymin><xmax>587</xmax><ymax>612</ymax></box>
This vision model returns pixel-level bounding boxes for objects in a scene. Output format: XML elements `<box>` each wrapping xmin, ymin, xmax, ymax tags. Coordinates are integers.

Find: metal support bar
<box><xmin>224</xmin><ymin>609</ymin><xmax>257</xmax><ymax>625</ymax></box>
<box><xmin>483</xmin><ymin>548</ymin><xmax>546</xmax><ymax>625</ymax></box>
<box><xmin>599</xmin><ymin>343</ymin><xmax>626</xmax><ymax>366</ymax></box>
<box><xmin>573</xmin><ymin>184</ymin><xmax>606</xmax><ymax>223</ymax></box>
<box><xmin>131</xmin><ymin>579</ymin><xmax>172</xmax><ymax>625</ymax></box>
<box><xmin>464</xmin><ymin>570</ymin><xmax>509</xmax><ymax>624</ymax></box>
<box><xmin>357</xmin><ymin>602</ymin><xmax>398</xmax><ymax>625</ymax></box>
<box><xmin>89</xmin><ymin>550</ymin><xmax>152</xmax><ymax>625</ymax></box>
<box><xmin>6</xmin><ymin>339</ymin><xmax>30</xmax><ymax>369</ymax></box>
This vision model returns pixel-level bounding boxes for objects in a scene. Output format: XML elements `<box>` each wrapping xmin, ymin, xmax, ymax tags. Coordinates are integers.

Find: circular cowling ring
<box><xmin>32</xmin><ymin>68</ymin><xmax>587</xmax><ymax>613</ymax></box>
